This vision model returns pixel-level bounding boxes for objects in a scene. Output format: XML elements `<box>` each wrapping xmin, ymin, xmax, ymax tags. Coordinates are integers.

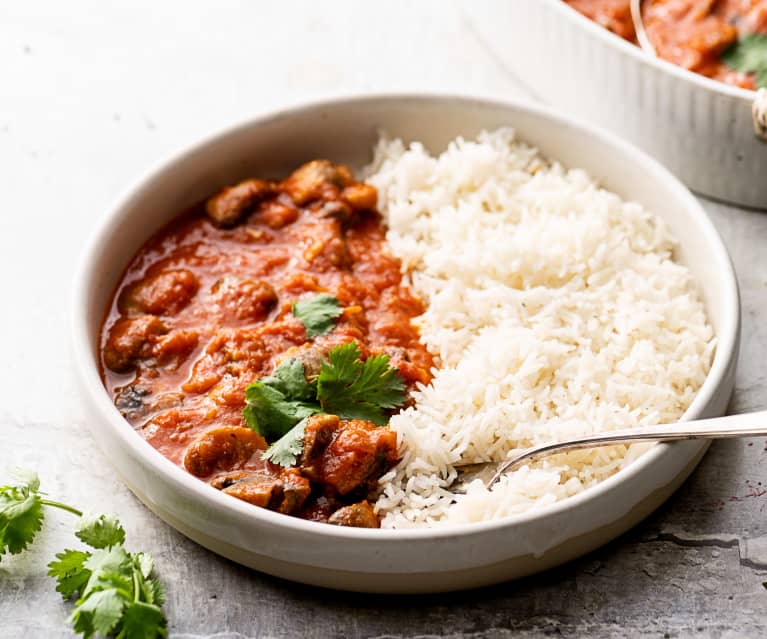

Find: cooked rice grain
<box><xmin>364</xmin><ymin>129</ymin><xmax>715</xmax><ymax>528</ymax></box>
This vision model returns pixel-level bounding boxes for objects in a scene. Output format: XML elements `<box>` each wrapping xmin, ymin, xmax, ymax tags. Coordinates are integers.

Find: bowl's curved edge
<box><xmin>130</xmin><ymin>443</ymin><xmax>710</xmax><ymax>593</ymax></box>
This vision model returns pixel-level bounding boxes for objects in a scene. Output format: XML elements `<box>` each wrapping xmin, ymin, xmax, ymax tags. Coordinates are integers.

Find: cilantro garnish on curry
<box><xmin>99</xmin><ymin>160</ymin><xmax>434</xmax><ymax>528</ymax></box>
<box><xmin>290</xmin><ymin>292</ymin><xmax>343</xmax><ymax>338</ymax></box>
<box><xmin>723</xmin><ymin>33</ymin><xmax>767</xmax><ymax>89</ymax></box>
<box><xmin>245</xmin><ymin>341</ymin><xmax>407</xmax><ymax>464</ymax></box>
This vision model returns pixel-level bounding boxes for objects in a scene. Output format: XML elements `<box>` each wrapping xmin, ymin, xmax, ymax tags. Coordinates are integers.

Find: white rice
<box><xmin>363</xmin><ymin>128</ymin><xmax>715</xmax><ymax>528</ymax></box>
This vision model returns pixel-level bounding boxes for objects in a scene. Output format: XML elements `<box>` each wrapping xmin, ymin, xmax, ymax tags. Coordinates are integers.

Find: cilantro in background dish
<box><xmin>723</xmin><ymin>33</ymin><xmax>767</xmax><ymax>89</ymax></box>
<box><xmin>244</xmin><ymin>342</ymin><xmax>407</xmax><ymax>467</ymax></box>
<box><xmin>0</xmin><ymin>470</ymin><xmax>167</xmax><ymax>638</ymax></box>
<box><xmin>291</xmin><ymin>293</ymin><xmax>343</xmax><ymax>338</ymax></box>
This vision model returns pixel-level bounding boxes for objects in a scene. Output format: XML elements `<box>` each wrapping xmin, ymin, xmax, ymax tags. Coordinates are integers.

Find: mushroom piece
<box><xmin>298</xmin><ymin>413</ymin><xmax>341</xmax><ymax>482</ymax></box>
<box><xmin>183</xmin><ymin>426</ymin><xmax>266</xmax><ymax>478</ymax></box>
<box><xmin>275</xmin><ymin>343</ymin><xmax>332</xmax><ymax>381</ymax></box>
<box><xmin>119</xmin><ymin>269</ymin><xmax>199</xmax><ymax>316</ymax></box>
<box><xmin>327</xmin><ymin>500</ymin><xmax>379</xmax><ymax>528</ymax></box>
<box><xmin>114</xmin><ymin>384</ymin><xmax>151</xmax><ymax>419</ymax></box>
<box><xmin>281</xmin><ymin>160</ymin><xmax>354</xmax><ymax>206</ymax></box>
<box><xmin>211</xmin><ymin>468</ymin><xmax>311</xmax><ymax>514</ymax></box>
<box><xmin>209</xmin><ymin>277</ymin><xmax>278</xmax><ymax>322</ymax></box>
<box><xmin>340</xmin><ymin>183</ymin><xmax>378</xmax><ymax>212</ymax></box>
<box><xmin>205</xmin><ymin>178</ymin><xmax>275</xmax><ymax>226</ymax></box>
<box><xmin>209</xmin><ymin>470</ymin><xmax>252</xmax><ymax>490</ymax></box>
<box><xmin>103</xmin><ymin>315</ymin><xmax>168</xmax><ymax>373</ymax></box>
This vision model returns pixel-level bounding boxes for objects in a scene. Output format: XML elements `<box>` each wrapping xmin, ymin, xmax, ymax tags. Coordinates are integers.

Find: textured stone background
<box><xmin>2</xmin><ymin>1</ymin><xmax>766</xmax><ymax>636</ymax></box>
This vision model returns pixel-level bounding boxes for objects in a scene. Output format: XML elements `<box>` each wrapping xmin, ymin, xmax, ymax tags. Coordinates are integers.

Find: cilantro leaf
<box><xmin>142</xmin><ymin>577</ymin><xmax>166</xmax><ymax>607</ymax></box>
<box><xmin>292</xmin><ymin>293</ymin><xmax>343</xmax><ymax>338</ymax></box>
<box><xmin>259</xmin><ymin>358</ymin><xmax>317</xmax><ymax>401</ymax></box>
<box><xmin>120</xmin><ymin>601</ymin><xmax>168</xmax><ymax>639</ymax></box>
<box><xmin>723</xmin><ymin>33</ymin><xmax>767</xmax><ymax>89</ymax></box>
<box><xmin>70</xmin><ymin>588</ymin><xmax>127</xmax><ymax>638</ymax></box>
<box><xmin>48</xmin><ymin>549</ymin><xmax>92</xmax><ymax>599</ymax></box>
<box><xmin>262</xmin><ymin>418</ymin><xmax>308</xmax><ymax>467</ymax></box>
<box><xmin>75</xmin><ymin>513</ymin><xmax>126</xmax><ymax>549</ymax></box>
<box><xmin>337</xmin><ymin>350</ymin><xmax>406</xmax><ymax>409</ymax></box>
<box><xmin>134</xmin><ymin>551</ymin><xmax>155</xmax><ymax>580</ymax></box>
<box><xmin>243</xmin><ymin>342</ymin><xmax>408</xmax><ymax>466</ymax></box>
<box><xmin>82</xmin><ymin>545</ymin><xmax>131</xmax><ymax>588</ymax></box>
<box><xmin>243</xmin><ymin>381</ymin><xmax>319</xmax><ymax>440</ymax></box>
<box><xmin>243</xmin><ymin>358</ymin><xmax>320</xmax><ymax>439</ymax></box>
<box><xmin>11</xmin><ymin>468</ymin><xmax>41</xmax><ymax>492</ymax></box>
<box><xmin>65</xmin><ymin>543</ymin><xmax>168</xmax><ymax>638</ymax></box>
<box><xmin>0</xmin><ymin>476</ymin><xmax>44</xmax><ymax>559</ymax></box>
<box><xmin>317</xmin><ymin>342</ymin><xmax>407</xmax><ymax>425</ymax></box>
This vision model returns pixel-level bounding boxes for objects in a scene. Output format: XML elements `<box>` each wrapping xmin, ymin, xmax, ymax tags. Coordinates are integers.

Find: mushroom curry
<box><xmin>100</xmin><ymin>160</ymin><xmax>434</xmax><ymax>528</ymax></box>
<box><xmin>566</xmin><ymin>0</ymin><xmax>767</xmax><ymax>90</ymax></box>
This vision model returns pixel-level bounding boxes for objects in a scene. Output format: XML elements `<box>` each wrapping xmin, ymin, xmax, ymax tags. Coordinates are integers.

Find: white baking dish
<box><xmin>470</xmin><ymin>0</ymin><xmax>767</xmax><ymax>209</ymax></box>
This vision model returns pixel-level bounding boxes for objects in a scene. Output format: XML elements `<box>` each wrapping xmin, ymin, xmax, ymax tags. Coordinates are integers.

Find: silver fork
<box><xmin>452</xmin><ymin>410</ymin><xmax>767</xmax><ymax>493</ymax></box>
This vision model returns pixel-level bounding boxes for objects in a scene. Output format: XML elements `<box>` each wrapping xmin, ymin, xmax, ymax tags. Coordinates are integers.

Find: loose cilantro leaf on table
<box><xmin>244</xmin><ymin>341</ymin><xmax>408</xmax><ymax>467</ymax></box>
<box><xmin>48</xmin><ymin>549</ymin><xmax>92</xmax><ymax>599</ymax></box>
<box><xmin>292</xmin><ymin>293</ymin><xmax>343</xmax><ymax>338</ymax></box>
<box><xmin>119</xmin><ymin>600</ymin><xmax>168</xmax><ymax>639</ymax></box>
<box><xmin>75</xmin><ymin>513</ymin><xmax>126</xmax><ymax>549</ymax></box>
<box><xmin>317</xmin><ymin>342</ymin><xmax>407</xmax><ymax>426</ymax></box>
<box><xmin>723</xmin><ymin>33</ymin><xmax>767</xmax><ymax>89</ymax></box>
<box><xmin>0</xmin><ymin>470</ymin><xmax>44</xmax><ymax>558</ymax></box>
<box><xmin>1</xmin><ymin>469</ymin><xmax>167</xmax><ymax>638</ymax></box>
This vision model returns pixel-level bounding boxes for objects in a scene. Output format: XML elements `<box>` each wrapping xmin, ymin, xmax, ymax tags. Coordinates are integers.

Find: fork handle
<box><xmin>488</xmin><ymin>410</ymin><xmax>767</xmax><ymax>487</ymax></box>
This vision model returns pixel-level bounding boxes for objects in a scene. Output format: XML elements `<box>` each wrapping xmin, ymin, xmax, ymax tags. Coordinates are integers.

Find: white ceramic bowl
<box><xmin>469</xmin><ymin>0</ymin><xmax>767</xmax><ymax>209</ymax></box>
<box><xmin>72</xmin><ymin>94</ymin><xmax>740</xmax><ymax>593</ymax></box>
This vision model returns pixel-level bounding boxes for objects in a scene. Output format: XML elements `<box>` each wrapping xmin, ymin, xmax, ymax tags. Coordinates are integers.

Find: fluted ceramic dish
<box><xmin>469</xmin><ymin>0</ymin><xmax>767</xmax><ymax>209</ymax></box>
<box><xmin>72</xmin><ymin>94</ymin><xmax>740</xmax><ymax>593</ymax></box>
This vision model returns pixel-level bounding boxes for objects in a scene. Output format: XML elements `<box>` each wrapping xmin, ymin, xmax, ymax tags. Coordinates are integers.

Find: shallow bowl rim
<box><xmin>71</xmin><ymin>91</ymin><xmax>741</xmax><ymax>542</ymax></box>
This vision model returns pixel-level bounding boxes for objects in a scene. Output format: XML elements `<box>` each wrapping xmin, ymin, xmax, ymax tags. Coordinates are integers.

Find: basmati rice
<box><xmin>363</xmin><ymin>128</ymin><xmax>715</xmax><ymax>528</ymax></box>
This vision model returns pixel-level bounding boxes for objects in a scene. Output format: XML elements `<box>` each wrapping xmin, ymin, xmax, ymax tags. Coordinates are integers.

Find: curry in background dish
<box><xmin>100</xmin><ymin>160</ymin><xmax>434</xmax><ymax>527</ymax></box>
<box><xmin>566</xmin><ymin>0</ymin><xmax>767</xmax><ymax>89</ymax></box>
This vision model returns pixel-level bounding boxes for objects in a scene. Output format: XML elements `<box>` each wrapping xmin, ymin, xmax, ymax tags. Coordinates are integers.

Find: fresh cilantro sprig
<box><xmin>50</xmin><ymin>543</ymin><xmax>166</xmax><ymax>639</ymax></box>
<box><xmin>244</xmin><ymin>342</ymin><xmax>407</xmax><ymax>467</ymax></box>
<box><xmin>0</xmin><ymin>470</ymin><xmax>167</xmax><ymax>638</ymax></box>
<box><xmin>317</xmin><ymin>342</ymin><xmax>406</xmax><ymax>425</ymax></box>
<box><xmin>723</xmin><ymin>33</ymin><xmax>767</xmax><ymax>89</ymax></box>
<box><xmin>291</xmin><ymin>293</ymin><xmax>343</xmax><ymax>338</ymax></box>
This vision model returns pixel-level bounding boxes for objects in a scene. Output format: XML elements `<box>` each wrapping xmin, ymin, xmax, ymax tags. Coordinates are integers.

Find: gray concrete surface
<box><xmin>2</xmin><ymin>2</ymin><xmax>766</xmax><ymax>636</ymax></box>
